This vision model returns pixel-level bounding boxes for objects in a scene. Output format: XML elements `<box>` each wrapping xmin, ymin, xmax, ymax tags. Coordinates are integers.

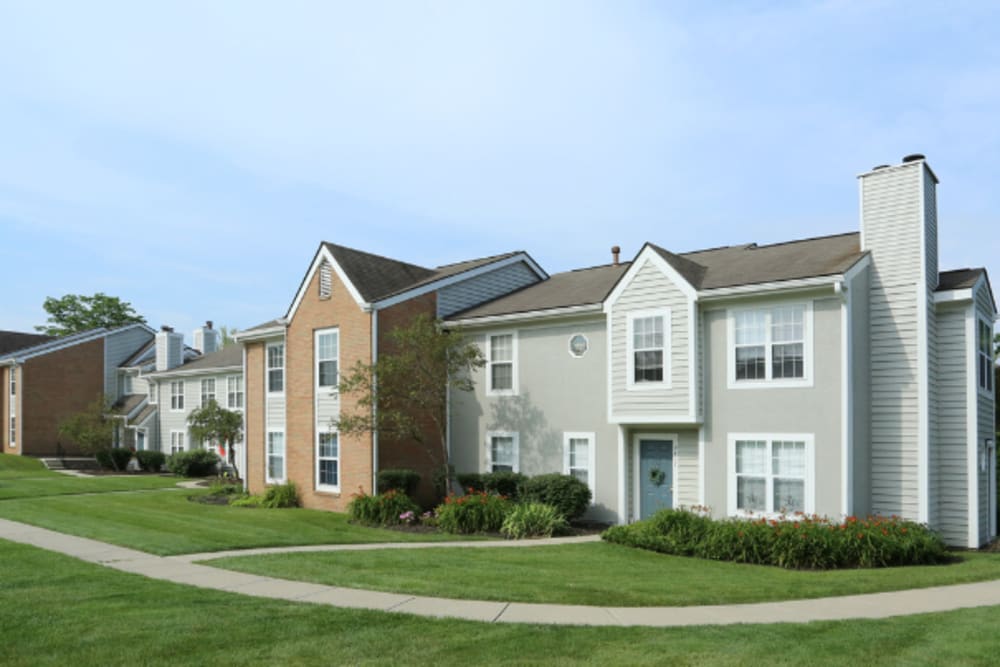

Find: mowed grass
<box><xmin>0</xmin><ymin>488</ymin><xmax>473</xmax><ymax>555</ymax></box>
<box><xmin>207</xmin><ymin>541</ymin><xmax>1000</xmax><ymax>607</ymax></box>
<box><xmin>0</xmin><ymin>453</ymin><xmax>187</xmax><ymax>499</ymax></box>
<box><xmin>3</xmin><ymin>539</ymin><xmax>1000</xmax><ymax>667</ymax></box>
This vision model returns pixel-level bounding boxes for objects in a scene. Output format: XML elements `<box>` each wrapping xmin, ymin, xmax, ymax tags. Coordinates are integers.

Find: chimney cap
<box><xmin>872</xmin><ymin>164</ymin><xmax>891</xmax><ymax>171</ymax></box>
<box><xmin>902</xmin><ymin>153</ymin><xmax>926</xmax><ymax>163</ymax></box>
<box><xmin>206</xmin><ymin>320</ymin><xmax>213</xmax><ymax>329</ymax></box>
<box><xmin>611</xmin><ymin>245</ymin><xmax>621</xmax><ymax>266</ymax></box>
<box><xmin>160</xmin><ymin>325</ymin><xmax>174</xmax><ymax>333</ymax></box>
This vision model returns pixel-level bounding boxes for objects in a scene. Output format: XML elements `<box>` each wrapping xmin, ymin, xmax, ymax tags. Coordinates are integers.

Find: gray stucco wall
<box><xmin>449</xmin><ymin>317</ymin><xmax>620</xmax><ymax>521</ymax></box>
<box><xmin>701</xmin><ymin>293</ymin><xmax>843</xmax><ymax>519</ymax></box>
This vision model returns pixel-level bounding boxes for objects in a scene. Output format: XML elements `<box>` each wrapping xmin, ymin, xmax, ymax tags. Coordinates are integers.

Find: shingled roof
<box><xmin>0</xmin><ymin>331</ymin><xmax>51</xmax><ymax>356</ymax></box>
<box><xmin>146</xmin><ymin>345</ymin><xmax>243</xmax><ymax>376</ymax></box>
<box><xmin>937</xmin><ymin>268</ymin><xmax>986</xmax><ymax>291</ymax></box>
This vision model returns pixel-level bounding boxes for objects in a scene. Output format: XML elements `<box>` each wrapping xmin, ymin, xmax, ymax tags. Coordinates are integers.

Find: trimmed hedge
<box><xmin>501</xmin><ymin>502</ymin><xmax>567</xmax><ymax>539</ymax></box>
<box><xmin>167</xmin><ymin>449</ymin><xmax>220</xmax><ymax>477</ymax></box>
<box><xmin>436</xmin><ymin>490</ymin><xmax>512</xmax><ymax>534</ymax></box>
<box><xmin>96</xmin><ymin>448</ymin><xmax>133</xmax><ymax>471</ymax></box>
<box><xmin>521</xmin><ymin>474</ymin><xmax>591</xmax><ymax>520</ymax></box>
<box><xmin>456</xmin><ymin>471</ymin><xmax>527</xmax><ymax>500</ymax></box>
<box><xmin>348</xmin><ymin>489</ymin><xmax>420</xmax><ymax>526</ymax></box>
<box><xmin>602</xmin><ymin>508</ymin><xmax>950</xmax><ymax>569</ymax></box>
<box><xmin>135</xmin><ymin>450</ymin><xmax>166</xmax><ymax>472</ymax></box>
<box><xmin>376</xmin><ymin>469</ymin><xmax>421</xmax><ymax>496</ymax></box>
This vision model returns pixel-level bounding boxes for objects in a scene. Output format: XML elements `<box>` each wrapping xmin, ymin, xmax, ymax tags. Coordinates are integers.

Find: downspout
<box><xmin>371</xmin><ymin>308</ymin><xmax>379</xmax><ymax>494</ymax></box>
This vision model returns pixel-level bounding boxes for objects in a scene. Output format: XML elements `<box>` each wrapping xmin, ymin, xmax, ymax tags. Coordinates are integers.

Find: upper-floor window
<box><xmin>487</xmin><ymin>332</ymin><xmax>516</xmax><ymax>395</ymax></box>
<box><xmin>627</xmin><ymin>310</ymin><xmax>670</xmax><ymax>388</ymax></box>
<box><xmin>319</xmin><ymin>261</ymin><xmax>332</xmax><ymax>299</ymax></box>
<box><xmin>728</xmin><ymin>434</ymin><xmax>814</xmax><ymax>516</ymax></box>
<box><xmin>316</xmin><ymin>329</ymin><xmax>339</xmax><ymax>389</ymax></box>
<box><xmin>9</xmin><ymin>367</ymin><xmax>15</xmax><ymax>396</ymax></box>
<box><xmin>227</xmin><ymin>375</ymin><xmax>244</xmax><ymax>409</ymax></box>
<box><xmin>267</xmin><ymin>343</ymin><xmax>285</xmax><ymax>394</ymax></box>
<box><xmin>729</xmin><ymin>304</ymin><xmax>811</xmax><ymax>387</ymax></box>
<box><xmin>170</xmin><ymin>381</ymin><xmax>185</xmax><ymax>411</ymax></box>
<box><xmin>200</xmin><ymin>379</ymin><xmax>216</xmax><ymax>406</ymax></box>
<box><xmin>978</xmin><ymin>318</ymin><xmax>994</xmax><ymax>394</ymax></box>
<box><xmin>149</xmin><ymin>381</ymin><xmax>158</xmax><ymax>404</ymax></box>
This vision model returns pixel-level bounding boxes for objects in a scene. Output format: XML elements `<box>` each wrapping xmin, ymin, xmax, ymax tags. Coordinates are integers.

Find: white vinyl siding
<box><xmin>227</xmin><ymin>375</ymin><xmax>244</xmax><ymax>410</ymax></box>
<box><xmin>267</xmin><ymin>343</ymin><xmax>284</xmax><ymax>394</ymax></box>
<box><xmin>933</xmin><ymin>306</ymin><xmax>969</xmax><ymax>545</ymax></box>
<box><xmin>563</xmin><ymin>432</ymin><xmax>596</xmax><ymax>499</ymax></box>
<box><xmin>486</xmin><ymin>332</ymin><xmax>517</xmax><ymax>396</ymax></box>
<box><xmin>486</xmin><ymin>431</ymin><xmax>519</xmax><ymax>473</ymax></box>
<box><xmin>316</xmin><ymin>431</ymin><xmax>339</xmax><ymax>491</ymax></box>
<box><xmin>727</xmin><ymin>434</ymin><xmax>815</xmax><ymax>516</ymax></box>
<box><xmin>170</xmin><ymin>381</ymin><xmax>184</xmax><ymax>411</ymax></box>
<box><xmin>437</xmin><ymin>261</ymin><xmax>540</xmax><ymax>318</ymax></box>
<box><xmin>267</xmin><ymin>431</ymin><xmax>286</xmax><ymax>483</ymax></box>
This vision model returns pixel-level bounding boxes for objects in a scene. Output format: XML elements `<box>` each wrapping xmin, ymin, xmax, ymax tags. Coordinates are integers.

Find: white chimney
<box><xmin>193</xmin><ymin>320</ymin><xmax>220</xmax><ymax>354</ymax></box>
<box><xmin>155</xmin><ymin>326</ymin><xmax>184</xmax><ymax>371</ymax></box>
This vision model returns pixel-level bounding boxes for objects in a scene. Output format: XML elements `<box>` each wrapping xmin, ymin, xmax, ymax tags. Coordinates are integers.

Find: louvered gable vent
<box><xmin>319</xmin><ymin>261</ymin><xmax>332</xmax><ymax>299</ymax></box>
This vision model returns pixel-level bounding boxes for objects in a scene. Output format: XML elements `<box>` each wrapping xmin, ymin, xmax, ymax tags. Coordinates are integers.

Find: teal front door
<box><xmin>639</xmin><ymin>439</ymin><xmax>673</xmax><ymax>519</ymax></box>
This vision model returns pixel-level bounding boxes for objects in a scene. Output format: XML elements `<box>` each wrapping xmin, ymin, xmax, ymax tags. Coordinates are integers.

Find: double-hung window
<box><xmin>978</xmin><ymin>318</ymin><xmax>994</xmax><ymax>394</ymax></box>
<box><xmin>487</xmin><ymin>333</ymin><xmax>516</xmax><ymax>395</ymax></box>
<box><xmin>149</xmin><ymin>381</ymin><xmax>158</xmax><ymax>404</ymax></box>
<box><xmin>200</xmin><ymin>379</ymin><xmax>216</xmax><ymax>407</ymax></box>
<box><xmin>267</xmin><ymin>431</ymin><xmax>286</xmax><ymax>483</ymax></box>
<box><xmin>316</xmin><ymin>329</ymin><xmax>339</xmax><ymax>390</ymax></box>
<box><xmin>227</xmin><ymin>375</ymin><xmax>244</xmax><ymax>409</ymax></box>
<box><xmin>170</xmin><ymin>431</ymin><xmax>186</xmax><ymax>454</ymax></box>
<box><xmin>563</xmin><ymin>432</ymin><xmax>596</xmax><ymax>499</ymax></box>
<box><xmin>729</xmin><ymin>434</ymin><xmax>813</xmax><ymax>516</ymax></box>
<box><xmin>730</xmin><ymin>304</ymin><xmax>810</xmax><ymax>386</ymax></box>
<box><xmin>316</xmin><ymin>431</ymin><xmax>339</xmax><ymax>490</ymax></box>
<box><xmin>170</xmin><ymin>381</ymin><xmax>185</xmax><ymax>410</ymax></box>
<box><xmin>487</xmin><ymin>431</ymin><xmax>519</xmax><ymax>473</ymax></box>
<box><xmin>267</xmin><ymin>344</ymin><xmax>284</xmax><ymax>393</ymax></box>
<box><xmin>627</xmin><ymin>310</ymin><xmax>670</xmax><ymax>388</ymax></box>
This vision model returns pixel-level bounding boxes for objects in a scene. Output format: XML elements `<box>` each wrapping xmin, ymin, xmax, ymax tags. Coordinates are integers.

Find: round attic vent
<box><xmin>902</xmin><ymin>153</ymin><xmax>926</xmax><ymax>163</ymax></box>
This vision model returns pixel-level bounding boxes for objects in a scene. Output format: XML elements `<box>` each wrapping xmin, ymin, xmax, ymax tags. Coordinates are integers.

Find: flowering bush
<box><xmin>602</xmin><ymin>508</ymin><xmax>950</xmax><ymax>569</ymax></box>
<box><xmin>435</xmin><ymin>489</ymin><xmax>512</xmax><ymax>534</ymax></box>
<box><xmin>347</xmin><ymin>488</ymin><xmax>419</xmax><ymax>526</ymax></box>
<box><xmin>500</xmin><ymin>502</ymin><xmax>567</xmax><ymax>539</ymax></box>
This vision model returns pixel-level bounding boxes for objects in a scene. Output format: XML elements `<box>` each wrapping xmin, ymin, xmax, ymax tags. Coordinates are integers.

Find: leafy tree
<box><xmin>36</xmin><ymin>293</ymin><xmax>146</xmax><ymax>336</ymax></box>
<box><xmin>57</xmin><ymin>396</ymin><xmax>117</xmax><ymax>468</ymax></box>
<box><xmin>187</xmin><ymin>399</ymin><xmax>244</xmax><ymax>478</ymax></box>
<box><xmin>218</xmin><ymin>326</ymin><xmax>239</xmax><ymax>348</ymax></box>
<box><xmin>335</xmin><ymin>314</ymin><xmax>485</xmax><ymax>494</ymax></box>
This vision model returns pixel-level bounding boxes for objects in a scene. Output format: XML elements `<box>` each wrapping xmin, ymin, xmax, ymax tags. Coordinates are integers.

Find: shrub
<box><xmin>480</xmin><ymin>471</ymin><xmax>528</xmax><ymax>499</ymax></box>
<box><xmin>377</xmin><ymin>469</ymin><xmax>421</xmax><ymax>496</ymax></box>
<box><xmin>135</xmin><ymin>450</ymin><xmax>166</xmax><ymax>473</ymax></box>
<box><xmin>501</xmin><ymin>502</ymin><xmax>567</xmax><ymax>539</ymax></box>
<box><xmin>521</xmin><ymin>474</ymin><xmax>592</xmax><ymax>520</ymax></box>
<box><xmin>456</xmin><ymin>473</ymin><xmax>483</xmax><ymax>492</ymax></box>
<box><xmin>167</xmin><ymin>449</ymin><xmax>220</xmax><ymax>477</ymax></box>
<box><xmin>348</xmin><ymin>488</ymin><xmax>420</xmax><ymax>526</ymax></box>
<box><xmin>96</xmin><ymin>448</ymin><xmax>133</xmax><ymax>471</ymax></box>
<box><xmin>602</xmin><ymin>508</ymin><xmax>950</xmax><ymax>569</ymax></box>
<box><xmin>436</xmin><ymin>490</ymin><xmax>512</xmax><ymax>534</ymax></box>
<box><xmin>231</xmin><ymin>482</ymin><xmax>299</xmax><ymax>508</ymax></box>
<box><xmin>208</xmin><ymin>479</ymin><xmax>244</xmax><ymax>497</ymax></box>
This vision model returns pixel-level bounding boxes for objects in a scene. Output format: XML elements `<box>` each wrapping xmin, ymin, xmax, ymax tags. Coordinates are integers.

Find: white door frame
<box><xmin>631</xmin><ymin>432</ymin><xmax>678</xmax><ymax>522</ymax></box>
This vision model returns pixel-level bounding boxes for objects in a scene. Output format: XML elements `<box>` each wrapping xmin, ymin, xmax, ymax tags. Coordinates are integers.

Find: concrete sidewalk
<box><xmin>2</xmin><ymin>516</ymin><xmax>999</xmax><ymax>627</ymax></box>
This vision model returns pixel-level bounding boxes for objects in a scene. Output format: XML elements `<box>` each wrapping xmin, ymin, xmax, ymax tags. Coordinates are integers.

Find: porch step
<box><xmin>39</xmin><ymin>457</ymin><xmax>101</xmax><ymax>471</ymax></box>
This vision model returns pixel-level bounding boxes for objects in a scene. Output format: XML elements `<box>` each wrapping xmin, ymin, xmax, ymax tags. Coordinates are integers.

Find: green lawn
<box><xmin>2</xmin><ymin>539</ymin><xmax>999</xmax><ymax>666</ymax></box>
<box><xmin>0</xmin><ymin>453</ymin><xmax>184</xmax><ymax>498</ymax></box>
<box><xmin>206</xmin><ymin>540</ymin><xmax>1000</xmax><ymax>607</ymax></box>
<box><xmin>0</xmin><ymin>488</ymin><xmax>473</xmax><ymax>555</ymax></box>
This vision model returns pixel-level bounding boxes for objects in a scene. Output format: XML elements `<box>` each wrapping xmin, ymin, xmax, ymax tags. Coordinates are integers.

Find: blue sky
<box><xmin>2</xmin><ymin>1</ymin><xmax>999</xmax><ymax>338</ymax></box>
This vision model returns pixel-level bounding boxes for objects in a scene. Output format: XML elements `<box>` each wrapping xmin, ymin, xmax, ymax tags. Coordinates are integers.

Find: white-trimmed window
<box><xmin>319</xmin><ymin>261</ymin><xmax>332</xmax><ymax>299</ymax></box>
<box><xmin>9</xmin><ymin>416</ymin><xmax>15</xmax><ymax>449</ymax></box>
<box><xmin>486</xmin><ymin>332</ymin><xmax>517</xmax><ymax>395</ymax></box>
<box><xmin>729</xmin><ymin>304</ymin><xmax>811</xmax><ymax>387</ymax></box>
<box><xmin>170</xmin><ymin>431</ymin><xmax>186</xmax><ymax>455</ymax></box>
<box><xmin>316</xmin><ymin>430</ymin><xmax>339</xmax><ymax>490</ymax></box>
<box><xmin>170</xmin><ymin>381</ymin><xmax>185</xmax><ymax>411</ymax></box>
<box><xmin>200</xmin><ymin>378</ymin><xmax>216</xmax><ymax>407</ymax></box>
<box><xmin>8</xmin><ymin>368</ymin><xmax>14</xmax><ymax>448</ymax></box>
<box><xmin>267</xmin><ymin>343</ymin><xmax>285</xmax><ymax>394</ymax></box>
<box><xmin>727</xmin><ymin>434</ymin><xmax>814</xmax><ymax>516</ymax></box>
<box><xmin>563</xmin><ymin>432</ymin><xmax>596</xmax><ymax>499</ymax></box>
<box><xmin>267</xmin><ymin>430</ymin><xmax>286</xmax><ymax>483</ymax></box>
<box><xmin>978</xmin><ymin>318</ymin><xmax>994</xmax><ymax>394</ymax></box>
<box><xmin>316</xmin><ymin>329</ymin><xmax>339</xmax><ymax>390</ymax></box>
<box><xmin>122</xmin><ymin>374</ymin><xmax>133</xmax><ymax>395</ymax></box>
<box><xmin>486</xmin><ymin>431</ymin><xmax>519</xmax><ymax>473</ymax></box>
<box><xmin>227</xmin><ymin>375</ymin><xmax>244</xmax><ymax>409</ymax></box>
<box><xmin>627</xmin><ymin>310</ymin><xmax>670</xmax><ymax>388</ymax></box>
<box><xmin>149</xmin><ymin>381</ymin><xmax>158</xmax><ymax>404</ymax></box>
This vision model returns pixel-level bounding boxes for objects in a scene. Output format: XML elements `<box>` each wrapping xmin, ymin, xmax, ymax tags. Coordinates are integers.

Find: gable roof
<box><xmin>0</xmin><ymin>326</ymin><xmax>112</xmax><ymax>363</ymax></box>
<box><xmin>323</xmin><ymin>243</ymin><xmax>437</xmax><ymax>302</ymax></box>
<box><xmin>145</xmin><ymin>344</ymin><xmax>243</xmax><ymax>377</ymax></box>
<box><xmin>0</xmin><ymin>331</ymin><xmax>52</xmax><ymax>356</ymax></box>
<box><xmin>937</xmin><ymin>268</ymin><xmax>986</xmax><ymax>292</ymax></box>
<box><xmin>447</xmin><ymin>263</ymin><xmax>630</xmax><ymax>321</ymax></box>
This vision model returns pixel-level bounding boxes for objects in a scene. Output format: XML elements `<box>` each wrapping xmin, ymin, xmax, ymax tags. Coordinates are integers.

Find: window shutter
<box><xmin>319</xmin><ymin>261</ymin><xmax>332</xmax><ymax>298</ymax></box>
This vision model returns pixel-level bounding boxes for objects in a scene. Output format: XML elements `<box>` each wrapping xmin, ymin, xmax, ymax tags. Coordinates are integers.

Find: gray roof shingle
<box><xmin>936</xmin><ymin>268</ymin><xmax>985</xmax><ymax>291</ymax></box>
<box><xmin>146</xmin><ymin>345</ymin><xmax>243</xmax><ymax>376</ymax></box>
<box><xmin>0</xmin><ymin>331</ymin><xmax>52</xmax><ymax>356</ymax></box>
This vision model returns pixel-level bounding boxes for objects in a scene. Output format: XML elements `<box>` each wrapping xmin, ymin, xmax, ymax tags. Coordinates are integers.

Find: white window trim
<box><xmin>485</xmin><ymin>430</ymin><xmax>519</xmax><ymax>473</ymax></box>
<box><xmin>169</xmin><ymin>430</ymin><xmax>187</xmax><ymax>455</ymax></box>
<box><xmin>563</xmin><ymin>431</ymin><xmax>597</xmax><ymax>502</ymax></box>
<box><xmin>726</xmin><ymin>302</ymin><xmax>814</xmax><ymax>390</ymax></box>
<box><xmin>977</xmin><ymin>316</ymin><xmax>995</xmax><ymax>398</ymax></box>
<box><xmin>266</xmin><ymin>429</ymin><xmax>286</xmax><ymax>484</ymax></box>
<box><xmin>170</xmin><ymin>381</ymin><xmax>185</xmax><ymax>412</ymax></box>
<box><xmin>485</xmin><ymin>331</ymin><xmax>518</xmax><ymax>397</ymax></box>
<box><xmin>227</xmin><ymin>374</ymin><xmax>244</xmax><ymax>411</ymax></box>
<box><xmin>315</xmin><ymin>428</ymin><xmax>340</xmax><ymax>493</ymax></box>
<box><xmin>726</xmin><ymin>433</ymin><xmax>815</xmax><ymax>517</ymax></box>
<box><xmin>200</xmin><ymin>378</ymin><xmax>216</xmax><ymax>407</ymax></box>
<box><xmin>626</xmin><ymin>309</ymin><xmax>672</xmax><ymax>391</ymax></box>
<box><xmin>315</xmin><ymin>328</ymin><xmax>340</xmax><ymax>395</ymax></box>
<box><xmin>266</xmin><ymin>342</ymin><xmax>285</xmax><ymax>395</ymax></box>
<box><xmin>8</xmin><ymin>367</ymin><xmax>15</xmax><ymax>448</ymax></box>
<box><xmin>148</xmin><ymin>380</ymin><xmax>158</xmax><ymax>405</ymax></box>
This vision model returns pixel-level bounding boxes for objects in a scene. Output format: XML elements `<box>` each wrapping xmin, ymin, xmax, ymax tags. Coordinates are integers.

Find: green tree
<box><xmin>335</xmin><ymin>314</ymin><xmax>485</xmax><ymax>494</ymax></box>
<box><xmin>36</xmin><ymin>293</ymin><xmax>146</xmax><ymax>336</ymax></box>
<box><xmin>57</xmin><ymin>396</ymin><xmax>117</xmax><ymax>468</ymax></box>
<box><xmin>187</xmin><ymin>399</ymin><xmax>244</xmax><ymax>478</ymax></box>
<box><xmin>218</xmin><ymin>326</ymin><xmax>239</xmax><ymax>348</ymax></box>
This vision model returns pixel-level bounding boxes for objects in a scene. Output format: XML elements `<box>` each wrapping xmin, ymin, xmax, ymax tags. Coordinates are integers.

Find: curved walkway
<box><xmin>2</xmin><ymin>517</ymin><xmax>999</xmax><ymax>627</ymax></box>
